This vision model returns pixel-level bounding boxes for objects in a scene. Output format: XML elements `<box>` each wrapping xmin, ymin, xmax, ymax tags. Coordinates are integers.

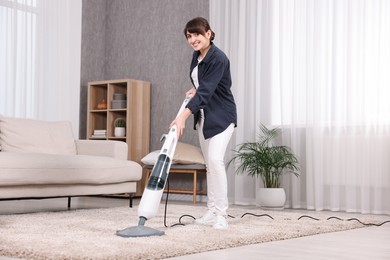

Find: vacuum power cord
<box><xmin>161</xmin><ymin>181</ymin><xmax>389</xmax><ymax>228</ymax></box>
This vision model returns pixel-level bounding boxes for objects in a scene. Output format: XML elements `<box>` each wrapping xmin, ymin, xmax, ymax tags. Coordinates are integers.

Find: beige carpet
<box><xmin>0</xmin><ymin>204</ymin><xmax>386</xmax><ymax>260</ymax></box>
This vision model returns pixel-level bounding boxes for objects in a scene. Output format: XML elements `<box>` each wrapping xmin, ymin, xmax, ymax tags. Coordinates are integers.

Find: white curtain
<box><xmin>0</xmin><ymin>0</ymin><xmax>82</xmax><ymax>138</ymax></box>
<box><xmin>211</xmin><ymin>0</ymin><xmax>390</xmax><ymax>214</ymax></box>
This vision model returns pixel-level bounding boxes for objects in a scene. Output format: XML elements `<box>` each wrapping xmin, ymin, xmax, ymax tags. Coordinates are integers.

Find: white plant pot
<box><xmin>257</xmin><ymin>188</ymin><xmax>286</xmax><ymax>209</ymax></box>
<box><xmin>114</xmin><ymin>127</ymin><xmax>126</xmax><ymax>137</ymax></box>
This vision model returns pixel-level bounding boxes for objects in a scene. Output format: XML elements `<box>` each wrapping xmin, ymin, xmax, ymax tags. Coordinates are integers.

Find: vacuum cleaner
<box><xmin>116</xmin><ymin>95</ymin><xmax>192</xmax><ymax>238</ymax></box>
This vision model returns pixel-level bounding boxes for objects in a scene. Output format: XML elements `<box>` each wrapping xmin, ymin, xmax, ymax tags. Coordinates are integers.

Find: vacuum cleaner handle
<box><xmin>176</xmin><ymin>95</ymin><xmax>192</xmax><ymax>117</ymax></box>
<box><xmin>160</xmin><ymin>95</ymin><xmax>192</xmax><ymax>143</ymax></box>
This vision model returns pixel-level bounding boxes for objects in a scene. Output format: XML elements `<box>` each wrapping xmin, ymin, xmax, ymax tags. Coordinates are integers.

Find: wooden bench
<box><xmin>143</xmin><ymin>164</ymin><xmax>207</xmax><ymax>205</ymax></box>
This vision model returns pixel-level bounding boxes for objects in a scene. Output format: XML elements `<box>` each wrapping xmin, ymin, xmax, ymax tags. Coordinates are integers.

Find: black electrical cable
<box><xmin>163</xmin><ymin>179</ymin><xmax>195</xmax><ymax>227</ymax></box>
<box><xmin>162</xmin><ymin>179</ymin><xmax>389</xmax><ymax>228</ymax></box>
<box><xmin>240</xmin><ymin>212</ymin><xmax>274</xmax><ymax>220</ymax></box>
<box><xmin>298</xmin><ymin>215</ymin><xmax>320</xmax><ymax>221</ymax></box>
<box><xmin>326</xmin><ymin>216</ymin><xmax>390</xmax><ymax>226</ymax></box>
<box><xmin>163</xmin><ymin>178</ymin><xmax>170</xmax><ymax>228</ymax></box>
<box><xmin>297</xmin><ymin>215</ymin><xmax>390</xmax><ymax>226</ymax></box>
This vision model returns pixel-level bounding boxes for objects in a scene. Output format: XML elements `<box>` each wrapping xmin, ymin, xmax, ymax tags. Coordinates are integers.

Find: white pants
<box><xmin>198</xmin><ymin>113</ymin><xmax>234</xmax><ymax>217</ymax></box>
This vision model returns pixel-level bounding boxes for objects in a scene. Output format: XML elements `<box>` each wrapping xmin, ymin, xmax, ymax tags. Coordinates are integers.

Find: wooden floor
<box><xmin>170</xmin><ymin>220</ymin><xmax>390</xmax><ymax>260</ymax></box>
<box><xmin>1</xmin><ymin>197</ymin><xmax>389</xmax><ymax>260</ymax></box>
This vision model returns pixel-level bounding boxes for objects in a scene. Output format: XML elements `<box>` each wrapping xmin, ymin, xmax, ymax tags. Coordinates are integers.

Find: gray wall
<box><xmin>80</xmin><ymin>0</ymin><xmax>209</xmax><ymax>151</ymax></box>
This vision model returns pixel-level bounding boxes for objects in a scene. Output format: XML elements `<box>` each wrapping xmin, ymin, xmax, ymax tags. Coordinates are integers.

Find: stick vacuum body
<box><xmin>116</xmin><ymin>95</ymin><xmax>192</xmax><ymax>237</ymax></box>
<box><xmin>137</xmin><ymin>126</ymin><xmax>177</xmax><ymax>220</ymax></box>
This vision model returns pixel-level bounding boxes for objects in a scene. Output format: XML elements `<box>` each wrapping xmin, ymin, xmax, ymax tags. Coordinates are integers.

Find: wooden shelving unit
<box><xmin>87</xmin><ymin>79</ymin><xmax>151</xmax><ymax>196</ymax></box>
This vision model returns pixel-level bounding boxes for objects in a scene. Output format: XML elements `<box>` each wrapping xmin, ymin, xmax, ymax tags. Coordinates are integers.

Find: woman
<box><xmin>170</xmin><ymin>17</ymin><xmax>237</xmax><ymax>229</ymax></box>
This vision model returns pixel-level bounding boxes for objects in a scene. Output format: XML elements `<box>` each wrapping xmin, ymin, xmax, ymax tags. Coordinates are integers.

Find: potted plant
<box><xmin>228</xmin><ymin>124</ymin><xmax>299</xmax><ymax>208</ymax></box>
<box><xmin>113</xmin><ymin>117</ymin><xmax>126</xmax><ymax>137</ymax></box>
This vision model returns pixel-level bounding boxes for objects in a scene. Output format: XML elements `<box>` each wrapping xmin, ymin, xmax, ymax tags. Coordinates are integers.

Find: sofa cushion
<box><xmin>0</xmin><ymin>116</ymin><xmax>76</xmax><ymax>155</ymax></box>
<box><xmin>141</xmin><ymin>142</ymin><xmax>205</xmax><ymax>165</ymax></box>
<box><xmin>0</xmin><ymin>152</ymin><xmax>142</xmax><ymax>186</ymax></box>
<box><xmin>173</xmin><ymin>142</ymin><xmax>205</xmax><ymax>164</ymax></box>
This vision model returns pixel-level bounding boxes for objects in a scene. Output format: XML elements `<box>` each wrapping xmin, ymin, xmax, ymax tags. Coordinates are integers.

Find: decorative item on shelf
<box><xmin>114</xmin><ymin>117</ymin><xmax>126</xmax><ymax>137</ymax></box>
<box><xmin>112</xmin><ymin>93</ymin><xmax>127</xmax><ymax>109</ymax></box>
<box><xmin>96</xmin><ymin>99</ymin><xmax>107</xmax><ymax>109</ymax></box>
<box><xmin>228</xmin><ymin>123</ymin><xmax>300</xmax><ymax>209</ymax></box>
<box><xmin>91</xmin><ymin>129</ymin><xmax>107</xmax><ymax>139</ymax></box>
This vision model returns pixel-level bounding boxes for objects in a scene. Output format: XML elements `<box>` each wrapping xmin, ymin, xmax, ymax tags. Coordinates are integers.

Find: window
<box><xmin>0</xmin><ymin>0</ymin><xmax>37</xmax><ymax>117</ymax></box>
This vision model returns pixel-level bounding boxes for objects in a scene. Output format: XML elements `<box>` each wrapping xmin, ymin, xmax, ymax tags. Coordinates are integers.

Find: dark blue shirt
<box><xmin>186</xmin><ymin>43</ymin><xmax>237</xmax><ymax>139</ymax></box>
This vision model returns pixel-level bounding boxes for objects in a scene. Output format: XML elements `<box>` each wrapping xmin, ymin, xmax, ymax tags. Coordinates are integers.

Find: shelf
<box><xmin>87</xmin><ymin>78</ymin><xmax>151</xmax><ymax>163</ymax></box>
<box><xmin>86</xmin><ymin>79</ymin><xmax>151</xmax><ymax>196</ymax></box>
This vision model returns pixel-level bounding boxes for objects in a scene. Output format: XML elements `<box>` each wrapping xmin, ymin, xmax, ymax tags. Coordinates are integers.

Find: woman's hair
<box><xmin>184</xmin><ymin>17</ymin><xmax>215</xmax><ymax>41</ymax></box>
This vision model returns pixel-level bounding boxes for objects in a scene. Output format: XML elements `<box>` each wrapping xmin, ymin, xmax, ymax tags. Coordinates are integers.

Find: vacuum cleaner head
<box><xmin>116</xmin><ymin>217</ymin><xmax>164</xmax><ymax>237</ymax></box>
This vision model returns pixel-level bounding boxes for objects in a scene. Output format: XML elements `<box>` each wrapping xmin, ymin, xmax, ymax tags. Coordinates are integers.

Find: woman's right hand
<box><xmin>169</xmin><ymin>108</ymin><xmax>192</xmax><ymax>138</ymax></box>
<box><xmin>186</xmin><ymin>87</ymin><xmax>196</xmax><ymax>97</ymax></box>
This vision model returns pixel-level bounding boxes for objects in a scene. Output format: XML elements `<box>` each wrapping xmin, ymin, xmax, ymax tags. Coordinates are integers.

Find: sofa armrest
<box><xmin>75</xmin><ymin>140</ymin><xmax>128</xmax><ymax>160</ymax></box>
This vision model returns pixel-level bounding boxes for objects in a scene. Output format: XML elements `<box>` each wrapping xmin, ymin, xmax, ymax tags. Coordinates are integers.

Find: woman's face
<box><xmin>186</xmin><ymin>30</ymin><xmax>211</xmax><ymax>53</ymax></box>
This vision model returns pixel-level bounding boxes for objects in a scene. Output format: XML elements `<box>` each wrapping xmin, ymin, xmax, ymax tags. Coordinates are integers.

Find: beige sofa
<box><xmin>0</xmin><ymin>116</ymin><xmax>142</xmax><ymax>208</ymax></box>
